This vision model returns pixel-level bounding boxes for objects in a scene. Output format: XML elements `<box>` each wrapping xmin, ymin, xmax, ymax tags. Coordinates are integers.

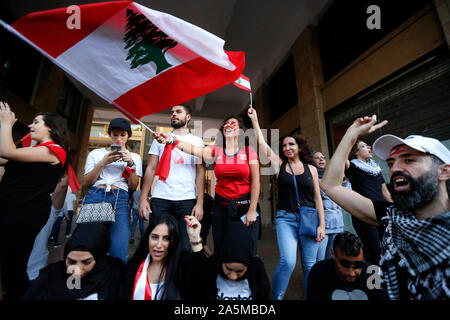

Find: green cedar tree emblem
<box><xmin>124</xmin><ymin>9</ymin><xmax>178</xmax><ymax>74</ymax></box>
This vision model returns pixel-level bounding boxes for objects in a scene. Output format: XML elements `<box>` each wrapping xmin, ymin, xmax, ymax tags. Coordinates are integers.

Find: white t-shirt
<box><xmin>216</xmin><ymin>275</ymin><xmax>253</xmax><ymax>300</ymax></box>
<box><xmin>132</xmin><ymin>190</ymin><xmax>141</xmax><ymax>209</ymax></box>
<box><xmin>84</xmin><ymin>148</ymin><xmax>143</xmax><ymax>192</ymax></box>
<box><xmin>150</xmin><ymin>134</ymin><xmax>204</xmax><ymax>201</ymax></box>
<box><xmin>65</xmin><ymin>189</ymin><xmax>77</xmax><ymax>211</ymax></box>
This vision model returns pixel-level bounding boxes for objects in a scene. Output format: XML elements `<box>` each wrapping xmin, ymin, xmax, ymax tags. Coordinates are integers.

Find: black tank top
<box><xmin>0</xmin><ymin>160</ymin><xmax>63</xmax><ymax>232</ymax></box>
<box><xmin>277</xmin><ymin>161</ymin><xmax>315</xmax><ymax>213</ymax></box>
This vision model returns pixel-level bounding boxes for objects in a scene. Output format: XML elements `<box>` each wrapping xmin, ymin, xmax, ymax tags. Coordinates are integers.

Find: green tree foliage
<box><xmin>124</xmin><ymin>9</ymin><xmax>178</xmax><ymax>74</ymax></box>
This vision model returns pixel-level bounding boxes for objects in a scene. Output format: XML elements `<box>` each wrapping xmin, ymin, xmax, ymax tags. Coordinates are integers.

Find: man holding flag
<box><xmin>139</xmin><ymin>105</ymin><xmax>205</xmax><ymax>253</ymax></box>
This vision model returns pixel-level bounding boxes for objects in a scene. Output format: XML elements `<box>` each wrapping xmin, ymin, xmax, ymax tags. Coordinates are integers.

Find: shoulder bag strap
<box><xmin>287</xmin><ymin>162</ymin><xmax>301</xmax><ymax>210</ymax></box>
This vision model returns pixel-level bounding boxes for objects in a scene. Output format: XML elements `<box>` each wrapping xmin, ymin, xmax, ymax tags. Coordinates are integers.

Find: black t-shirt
<box><xmin>307</xmin><ymin>259</ymin><xmax>386</xmax><ymax>300</ymax></box>
<box><xmin>345</xmin><ymin>161</ymin><xmax>386</xmax><ymax>202</ymax></box>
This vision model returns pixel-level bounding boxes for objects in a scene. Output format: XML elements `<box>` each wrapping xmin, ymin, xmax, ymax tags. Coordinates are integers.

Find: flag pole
<box><xmin>249</xmin><ymin>91</ymin><xmax>253</xmax><ymax>107</ymax></box>
<box><xmin>111</xmin><ymin>101</ymin><xmax>155</xmax><ymax>134</ymax></box>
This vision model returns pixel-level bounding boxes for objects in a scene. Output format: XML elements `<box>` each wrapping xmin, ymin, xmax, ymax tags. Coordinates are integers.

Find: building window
<box><xmin>268</xmin><ymin>55</ymin><xmax>298</xmax><ymax>123</ymax></box>
<box><xmin>57</xmin><ymin>77</ymin><xmax>84</xmax><ymax>133</ymax></box>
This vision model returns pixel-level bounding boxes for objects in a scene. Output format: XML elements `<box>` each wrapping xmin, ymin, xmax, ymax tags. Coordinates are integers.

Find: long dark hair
<box><xmin>217</xmin><ymin>115</ymin><xmax>250</xmax><ymax>156</ymax></box>
<box><xmin>126</xmin><ymin>214</ymin><xmax>182</xmax><ymax>300</ymax></box>
<box><xmin>280</xmin><ymin>134</ymin><xmax>313</xmax><ymax>164</ymax></box>
<box><xmin>349</xmin><ymin>139</ymin><xmax>363</xmax><ymax>160</ymax></box>
<box><xmin>36</xmin><ymin>112</ymin><xmax>70</xmax><ymax>172</ymax></box>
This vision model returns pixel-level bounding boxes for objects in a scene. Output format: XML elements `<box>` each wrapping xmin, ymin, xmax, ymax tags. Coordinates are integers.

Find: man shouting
<box><xmin>321</xmin><ymin>115</ymin><xmax>449</xmax><ymax>300</ymax></box>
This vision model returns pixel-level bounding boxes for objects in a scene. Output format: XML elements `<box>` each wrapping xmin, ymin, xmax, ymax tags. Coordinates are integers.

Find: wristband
<box><xmin>127</xmin><ymin>161</ymin><xmax>136</xmax><ymax>170</ymax></box>
<box><xmin>189</xmin><ymin>237</ymin><xmax>202</xmax><ymax>245</ymax></box>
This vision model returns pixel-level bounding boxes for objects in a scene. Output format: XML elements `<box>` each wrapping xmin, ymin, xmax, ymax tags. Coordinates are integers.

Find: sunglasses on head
<box><xmin>338</xmin><ymin>259</ymin><xmax>365</xmax><ymax>269</ymax></box>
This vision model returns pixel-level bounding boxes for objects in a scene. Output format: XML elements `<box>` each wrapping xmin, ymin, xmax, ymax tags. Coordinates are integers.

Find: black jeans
<box><xmin>212</xmin><ymin>195</ymin><xmax>260</xmax><ymax>256</ymax></box>
<box><xmin>351</xmin><ymin>216</ymin><xmax>381</xmax><ymax>266</ymax></box>
<box><xmin>150</xmin><ymin>198</ymin><xmax>196</xmax><ymax>253</ymax></box>
<box><xmin>0</xmin><ymin>228</ymin><xmax>40</xmax><ymax>300</ymax></box>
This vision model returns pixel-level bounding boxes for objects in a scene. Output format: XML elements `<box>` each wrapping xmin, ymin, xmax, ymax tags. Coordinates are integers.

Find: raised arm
<box><xmin>247</xmin><ymin>106</ymin><xmax>282</xmax><ymax>173</ymax></box>
<box><xmin>0</xmin><ymin>102</ymin><xmax>59</xmax><ymax>164</ymax></box>
<box><xmin>153</xmin><ymin>132</ymin><xmax>214</xmax><ymax>163</ymax></box>
<box><xmin>320</xmin><ymin>116</ymin><xmax>388</xmax><ymax>227</ymax></box>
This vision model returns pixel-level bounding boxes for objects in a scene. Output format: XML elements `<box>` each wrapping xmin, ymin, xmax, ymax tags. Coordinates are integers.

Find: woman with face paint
<box><xmin>82</xmin><ymin>118</ymin><xmax>143</xmax><ymax>263</ymax></box>
<box><xmin>0</xmin><ymin>101</ymin><xmax>69</xmax><ymax>300</ymax></box>
<box><xmin>153</xmin><ymin>115</ymin><xmax>261</xmax><ymax>256</ymax></box>
<box><xmin>184</xmin><ymin>216</ymin><xmax>270</xmax><ymax>300</ymax></box>
<box><xmin>23</xmin><ymin>223</ymin><xmax>124</xmax><ymax>300</ymax></box>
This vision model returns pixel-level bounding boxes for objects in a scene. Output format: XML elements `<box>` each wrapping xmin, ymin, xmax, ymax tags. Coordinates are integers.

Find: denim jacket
<box><xmin>319</xmin><ymin>177</ymin><xmax>351</xmax><ymax>234</ymax></box>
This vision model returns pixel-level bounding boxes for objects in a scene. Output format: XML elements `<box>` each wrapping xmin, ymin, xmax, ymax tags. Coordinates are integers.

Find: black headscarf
<box><xmin>217</xmin><ymin>221</ymin><xmax>254</xmax><ymax>280</ymax></box>
<box><xmin>24</xmin><ymin>223</ymin><xmax>123</xmax><ymax>300</ymax></box>
<box><xmin>63</xmin><ymin>222</ymin><xmax>110</xmax><ymax>260</ymax></box>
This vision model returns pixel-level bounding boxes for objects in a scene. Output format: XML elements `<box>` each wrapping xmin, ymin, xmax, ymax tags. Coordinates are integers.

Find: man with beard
<box><xmin>321</xmin><ymin>115</ymin><xmax>450</xmax><ymax>300</ymax></box>
<box><xmin>139</xmin><ymin>105</ymin><xmax>205</xmax><ymax>252</ymax></box>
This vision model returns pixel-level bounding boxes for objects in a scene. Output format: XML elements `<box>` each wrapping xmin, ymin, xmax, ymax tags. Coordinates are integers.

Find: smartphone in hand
<box><xmin>240</xmin><ymin>211</ymin><xmax>259</xmax><ymax>223</ymax></box>
<box><xmin>111</xmin><ymin>144</ymin><xmax>121</xmax><ymax>153</ymax></box>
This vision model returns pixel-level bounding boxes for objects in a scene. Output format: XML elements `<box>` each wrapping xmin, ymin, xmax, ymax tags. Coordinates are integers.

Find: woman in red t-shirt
<box><xmin>154</xmin><ymin>116</ymin><xmax>260</xmax><ymax>255</ymax></box>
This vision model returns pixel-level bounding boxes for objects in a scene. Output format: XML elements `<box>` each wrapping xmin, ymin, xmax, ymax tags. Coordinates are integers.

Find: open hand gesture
<box><xmin>347</xmin><ymin>115</ymin><xmax>388</xmax><ymax>139</ymax></box>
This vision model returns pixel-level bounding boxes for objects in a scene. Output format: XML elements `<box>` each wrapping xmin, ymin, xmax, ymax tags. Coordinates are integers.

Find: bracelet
<box><xmin>189</xmin><ymin>237</ymin><xmax>202</xmax><ymax>245</ymax></box>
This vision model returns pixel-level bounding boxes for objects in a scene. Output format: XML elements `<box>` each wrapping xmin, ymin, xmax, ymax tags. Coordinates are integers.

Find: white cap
<box><xmin>373</xmin><ymin>134</ymin><xmax>450</xmax><ymax>164</ymax></box>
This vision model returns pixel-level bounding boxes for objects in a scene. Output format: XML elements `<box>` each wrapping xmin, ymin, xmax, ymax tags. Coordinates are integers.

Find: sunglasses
<box><xmin>338</xmin><ymin>259</ymin><xmax>365</xmax><ymax>269</ymax></box>
<box><xmin>314</xmin><ymin>155</ymin><xmax>326</xmax><ymax>159</ymax></box>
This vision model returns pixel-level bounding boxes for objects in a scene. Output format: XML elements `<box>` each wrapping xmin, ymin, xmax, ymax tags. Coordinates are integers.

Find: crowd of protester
<box><xmin>0</xmin><ymin>101</ymin><xmax>448</xmax><ymax>301</ymax></box>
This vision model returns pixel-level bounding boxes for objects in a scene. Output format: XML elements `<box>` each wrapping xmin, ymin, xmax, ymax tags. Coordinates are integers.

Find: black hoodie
<box><xmin>23</xmin><ymin>223</ymin><xmax>123</xmax><ymax>300</ymax></box>
<box><xmin>184</xmin><ymin>221</ymin><xmax>271</xmax><ymax>300</ymax></box>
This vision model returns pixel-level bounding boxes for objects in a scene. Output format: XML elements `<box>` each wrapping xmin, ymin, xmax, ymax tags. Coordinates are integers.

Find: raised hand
<box><xmin>347</xmin><ymin>115</ymin><xmax>388</xmax><ymax>139</ymax></box>
<box><xmin>185</xmin><ymin>215</ymin><xmax>201</xmax><ymax>242</ymax></box>
<box><xmin>247</xmin><ymin>105</ymin><xmax>258</xmax><ymax>122</ymax></box>
<box><xmin>0</xmin><ymin>101</ymin><xmax>17</xmax><ymax>126</ymax></box>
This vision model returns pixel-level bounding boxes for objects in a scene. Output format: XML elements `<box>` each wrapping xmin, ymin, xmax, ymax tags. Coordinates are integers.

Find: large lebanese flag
<box><xmin>0</xmin><ymin>1</ymin><xmax>245</xmax><ymax>120</ymax></box>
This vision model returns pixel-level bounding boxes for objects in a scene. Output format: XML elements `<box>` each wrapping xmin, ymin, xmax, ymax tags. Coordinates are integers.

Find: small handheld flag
<box><xmin>233</xmin><ymin>74</ymin><xmax>251</xmax><ymax>92</ymax></box>
<box><xmin>233</xmin><ymin>74</ymin><xmax>252</xmax><ymax>106</ymax></box>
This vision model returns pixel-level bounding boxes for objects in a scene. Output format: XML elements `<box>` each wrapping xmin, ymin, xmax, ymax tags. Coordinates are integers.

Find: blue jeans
<box><xmin>84</xmin><ymin>186</ymin><xmax>130</xmax><ymax>263</ymax></box>
<box><xmin>49</xmin><ymin>210</ymin><xmax>74</xmax><ymax>242</ymax></box>
<box><xmin>317</xmin><ymin>233</ymin><xmax>336</xmax><ymax>261</ymax></box>
<box><xmin>272</xmin><ymin>210</ymin><xmax>320</xmax><ymax>300</ymax></box>
<box><xmin>130</xmin><ymin>208</ymin><xmax>145</xmax><ymax>239</ymax></box>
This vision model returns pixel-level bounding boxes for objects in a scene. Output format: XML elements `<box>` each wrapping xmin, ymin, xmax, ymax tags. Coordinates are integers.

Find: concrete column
<box><xmin>75</xmin><ymin>99</ymin><xmax>94</xmax><ymax>185</ymax></box>
<box><xmin>31</xmin><ymin>61</ymin><xmax>65</xmax><ymax>113</ymax></box>
<box><xmin>435</xmin><ymin>0</ymin><xmax>450</xmax><ymax>48</ymax></box>
<box><xmin>291</xmin><ymin>25</ymin><xmax>329</xmax><ymax>157</ymax></box>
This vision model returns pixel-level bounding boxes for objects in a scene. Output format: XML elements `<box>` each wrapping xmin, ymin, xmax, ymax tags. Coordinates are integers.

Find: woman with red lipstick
<box><xmin>246</xmin><ymin>105</ymin><xmax>325</xmax><ymax>300</ymax></box>
<box><xmin>344</xmin><ymin>139</ymin><xmax>392</xmax><ymax>266</ymax></box>
<box><xmin>0</xmin><ymin>101</ymin><xmax>69</xmax><ymax>300</ymax></box>
<box><xmin>117</xmin><ymin>214</ymin><xmax>184</xmax><ymax>300</ymax></box>
<box><xmin>153</xmin><ymin>115</ymin><xmax>261</xmax><ymax>256</ymax></box>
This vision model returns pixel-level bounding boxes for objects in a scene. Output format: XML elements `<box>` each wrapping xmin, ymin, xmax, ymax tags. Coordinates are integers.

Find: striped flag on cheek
<box><xmin>1</xmin><ymin>1</ymin><xmax>245</xmax><ymax>120</ymax></box>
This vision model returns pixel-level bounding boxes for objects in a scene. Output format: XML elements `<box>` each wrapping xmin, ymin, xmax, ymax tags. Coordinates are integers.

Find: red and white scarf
<box><xmin>132</xmin><ymin>254</ymin><xmax>166</xmax><ymax>300</ymax></box>
<box><xmin>132</xmin><ymin>254</ymin><xmax>152</xmax><ymax>300</ymax></box>
<box><xmin>34</xmin><ymin>140</ymin><xmax>66</xmax><ymax>167</ymax></box>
